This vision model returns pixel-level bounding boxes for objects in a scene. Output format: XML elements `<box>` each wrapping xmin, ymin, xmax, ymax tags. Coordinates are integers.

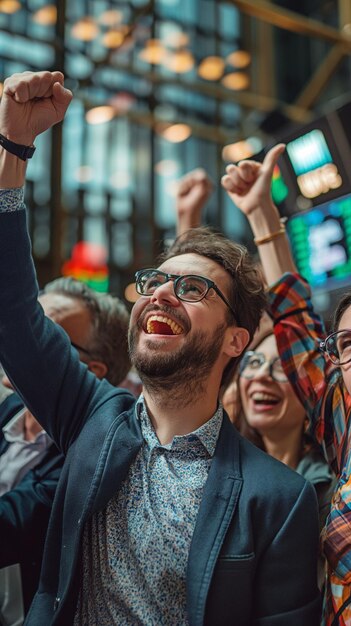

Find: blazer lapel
<box><xmin>186</xmin><ymin>416</ymin><xmax>243</xmax><ymax>626</ymax></box>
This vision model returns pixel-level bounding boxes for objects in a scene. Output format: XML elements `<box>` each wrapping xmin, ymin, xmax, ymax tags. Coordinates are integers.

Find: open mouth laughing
<box><xmin>144</xmin><ymin>313</ymin><xmax>184</xmax><ymax>336</ymax></box>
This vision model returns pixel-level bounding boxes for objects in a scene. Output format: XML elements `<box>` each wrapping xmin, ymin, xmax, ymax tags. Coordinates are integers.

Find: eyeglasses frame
<box><xmin>319</xmin><ymin>329</ymin><xmax>351</xmax><ymax>366</ymax></box>
<box><xmin>239</xmin><ymin>350</ymin><xmax>288</xmax><ymax>383</ymax></box>
<box><xmin>135</xmin><ymin>268</ymin><xmax>237</xmax><ymax>321</ymax></box>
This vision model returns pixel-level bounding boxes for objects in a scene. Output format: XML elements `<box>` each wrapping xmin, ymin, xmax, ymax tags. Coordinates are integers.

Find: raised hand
<box><xmin>0</xmin><ymin>71</ymin><xmax>73</xmax><ymax>146</ymax></box>
<box><xmin>176</xmin><ymin>168</ymin><xmax>214</xmax><ymax>235</ymax></box>
<box><xmin>221</xmin><ymin>144</ymin><xmax>285</xmax><ymax>217</ymax></box>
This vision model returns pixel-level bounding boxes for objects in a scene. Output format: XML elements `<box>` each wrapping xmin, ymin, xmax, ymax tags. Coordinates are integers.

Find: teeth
<box><xmin>251</xmin><ymin>392</ymin><xmax>279</xmax><ymax>402</ymax></box>
<box><xmin>146</xmin><ymin>315</ymin><xmax>183</xmax><ymax>335</ymax></box>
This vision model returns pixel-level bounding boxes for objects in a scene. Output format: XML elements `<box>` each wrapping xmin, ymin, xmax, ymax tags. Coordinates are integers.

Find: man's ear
<box><xmin>224</xmin><ymin>327</ymin><xmax>250</xmax><ymax>359</ymax></box>
<box><xmin>87</xmin><ymin>360</ymin><xmax>108</xmax><ymax>380</ymax></box>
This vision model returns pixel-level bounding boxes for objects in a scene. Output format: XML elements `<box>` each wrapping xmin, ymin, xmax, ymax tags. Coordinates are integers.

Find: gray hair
<box><xmin>43</xmin><ymin>277</ymin><xmax>130</xmax><ymax>386</ymax></box>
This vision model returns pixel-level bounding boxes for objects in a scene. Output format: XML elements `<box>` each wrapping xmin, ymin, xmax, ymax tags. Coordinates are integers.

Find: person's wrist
<box><xmin>246</xmin><ymin>201</ymin><xmax>281</xmax><ymax>234</ymax></box>
<box><xmin>0</xmin><ymin>146</ymin><xmax>27</xmax><ymax>188</ymax></box>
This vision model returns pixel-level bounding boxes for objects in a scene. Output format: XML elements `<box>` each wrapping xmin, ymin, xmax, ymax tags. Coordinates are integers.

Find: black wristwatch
<box><xmin>0</xmin><ymin>133</ymin><xmax>36</xmax><ymax>161</ymax></box>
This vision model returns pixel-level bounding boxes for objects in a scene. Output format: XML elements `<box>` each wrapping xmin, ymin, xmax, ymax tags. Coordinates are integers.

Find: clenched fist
<box><xmin>0</xmin><ymin>70</ymin><xmax>73</xmax><ymax>146</ymax></box>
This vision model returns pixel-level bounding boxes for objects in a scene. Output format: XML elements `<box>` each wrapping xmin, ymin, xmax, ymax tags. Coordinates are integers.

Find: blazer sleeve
<box><xmin>253</xmin><ymin>479</ymin><xmax>321</xmax><ymax>626</ymax></box>
<box><xmin>0</xmin><ymin>446</ymin><xmax>63</xmax><ymax>568</ymax></box>
<box><xmin>0</xmin><ymin>209</ymin><xmax>133</xmax><ymax>451</ymax></box>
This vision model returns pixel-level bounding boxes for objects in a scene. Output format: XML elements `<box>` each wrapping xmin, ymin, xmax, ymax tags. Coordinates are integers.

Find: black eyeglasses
<box><xmin>319</xmin><ymin>329</ymin><xmax>351</xmax><ymax>366</ymax></box>
<box><xmin>71</xmin><ymin>341</ymin><xmax>92</xmax><ymax>358</ymax></box>
<box><xmin>135</xmin><ymin>268</ymin><xmax>236</xmax><ymax>320</ymax></box>
<box><xmin>239</xmin><ymin>351</ymin><xmax>288</xmax><ymax>383</ymax></box>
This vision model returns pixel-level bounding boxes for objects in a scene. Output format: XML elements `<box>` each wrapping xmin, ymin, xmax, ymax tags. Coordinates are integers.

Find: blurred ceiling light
<box><xmin>0</xmin><ymin>0</ymin><xmax>21</xmax><ymax>13</ymax></box>
<box><xmin>139</xmin><ymin>39</ymin><xmax>166</xmax><ymax>65</ymax></box>
<box><xmin>124</xmin><ymin>282</ymin><xmax>139</xmax><ymax>303</ymax></box>
<box><xmin>222</xmin><ymin>72</ymin><xmax>250</xmax><ymax>91</ymax></box>
<box><xmin>108</xmin><ymin>92</ymin><xmax>136</xmax><ymax>112</ymax></box>
<box><xmin>222</xmin><ymin>141</ymin><xmax>253</xmax><ymax>163</ymax></box>
<box><xmin>226</xmin><ymin>50</ymin><xmax>251</xmax><ymax>69</ymax></box>
<box><xmin>98</xmin><ymin>9</ymin><xmax>123</xmax><ymax>26</ymax></box>
<box><xmin>74</xmin><ymin>165</ymin><xmax>93</xmax><ymax>183</ymax></box>
<box><xmin>154</xmin><ymin>159</ymin><xmax>179</xmax><ymax>176</ymax></box>
<box><xmin>109</xmin><ymin>172</ymin><xmax>131</xmax><ymax>190</ymax></box>
<box><xmin>102</xmin><ymin>29</ymin><xmax>125</xmax><ymax>48</ymax></box>
<box><xmin>71</xmin><ymin>17</ymin><xmax>99</xmax><ymax>42</ymax></box>
<box><xmin>198</xmin><ymin>56</ymin><xmax>225</xmax><ymax>81</ymax></box>
<box><xmin>163</xmin><ymin>50</ymin><xmax>194</xmax><ymax>73</ymax></box>
<box><xmin>159</xmin><ymin>123</ymin><xmax>192</xmax><ymax>143</ymax></box>
<box><xmin>222</xmin><ymin>137</ymin><xmax>263</xmax><ymax>162</ymax></box>
<box><xmin>164</xmin><ymin>30</ymin><xmax>189</xmax><ymax>49</ymax></box>
<box><xmin>32</xmin><ymin>4</ymin><xmax>57</xmax><ymax>25</ymax></box>
<box><xmin>86</xmin><ymin>105</ymin><xmax>115</xmax><ymax>124</ymax></box>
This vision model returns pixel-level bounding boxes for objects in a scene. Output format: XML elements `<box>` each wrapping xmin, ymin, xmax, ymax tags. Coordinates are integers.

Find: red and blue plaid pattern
<box><xmin>269</xmin><ymin>273</ymin><xmax>351</xmax><ymax>626</ymax></box>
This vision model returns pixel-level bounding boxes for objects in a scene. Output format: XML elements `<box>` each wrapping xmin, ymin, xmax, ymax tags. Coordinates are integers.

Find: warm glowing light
<box><xmin>297</xmin><ymin>163</ymin><xmax>342</xmax><ymax>199</ymax></box>
<box><xmin>222</xmin><ymin>141</ymin><xmax>254</xmax><ymax>163</ymax></box>
<box><xmin>71</xmin><ymin>17</ymin><xmax>99</xmax><ymax>42</ymax></box>
<box><xmin>124</xmin><ymin>283</ymin><xmax>140</xmax><ymax>303</ymax></box>
<box><xmin>86</xmin><ymin>106</ymin><xmax>115</xmax><ymax>124</ymax></box>
<box><xmin>0</xmin><ymin>83</ymin><xmax>3</xmax><ymax>98</ymax></box>
<box><xmin>74</xmin><ymin>166</ymin><xmax>93</xmax><ymax>183</ymax></box>
<box><xmin>139</xmin><ymin>39</ymin><xmax>166</xmax><ymax>65</ymax></box>
<box><xmin>222</xmin><ymin>72</ymin><xmax>249</xmax><ymax>91</ymax></box>
<box><xmin>163</xmin><ymin>50</ymin><xmax>194</xmax><ymax>73</ymax></box>
<box><xmin>0</xmin><ymin>0</ymin><xmax>21</xmax><ymax>13</ymax></box>
<box><xmin>159</xmin><ymin>123</ymin><xmax>192</xmax><ymax>143</ymax></box>
<box><xmin>108</xmin><ymin>92</ymin><xmax>135</xmax><ymax>112</ymax></box>
<box><xmin>226</xmin><ymin>50</ymin><xmax>251</xmax><ymax>68</ymax></box>
<box><xmin>154</xmin><ymin>159</ymin><xmax>179</xmax><ymax>176</ymax></box>
<box><xmin>98</xmin><ymin>9</ymin><xmax>123</xmax><ymax>26</ymax></box>
<box><xmin>102</xmin><ymin>29</ymin><xmax>125</xmax><ymax>48</ymax></box>
<box><xmin>222</xmin><ymin>137</ymin><xmax>262</xmax><ymax>162</ymax></box>
<box><xmin>198</xmin><ymin>56</ymin><xmax>225</xmax><ymax>81</ymax></box>
<box><xmin>164</xmin><ymin>30</ymin><xmax>189</xmax><ymax>49</ymax></box>
<box><xmin>32</xmin><ymin>4</ymin><xmax>57</xmax><ymax>25</ymax></box>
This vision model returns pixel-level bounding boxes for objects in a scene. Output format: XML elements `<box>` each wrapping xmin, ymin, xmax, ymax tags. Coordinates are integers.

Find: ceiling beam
<box><xmin>230</xmin><ymin>0</ymin><xmax>351</xmax><ymax>49</ymax></box>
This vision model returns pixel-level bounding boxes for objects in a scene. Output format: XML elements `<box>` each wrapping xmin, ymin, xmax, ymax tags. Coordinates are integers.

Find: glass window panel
<box><xmin>112</xmin><ymin>222</ymin><xmax>133</xmax><ymax>266</ymax></box>
<box><xmin>83</xmin><ymin>216</ymin><xmax>108</xmax><ymax>247</ymax></box>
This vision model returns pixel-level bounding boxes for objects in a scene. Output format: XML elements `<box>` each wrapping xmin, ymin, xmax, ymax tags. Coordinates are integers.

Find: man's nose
<box><xmin>150</xmin><ymin>281</ymin><xmax>180</xmax><ymax>306</ymax></box>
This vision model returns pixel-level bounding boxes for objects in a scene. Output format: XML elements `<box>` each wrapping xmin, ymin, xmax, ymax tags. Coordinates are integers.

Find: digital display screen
<box><xmin>286</xmin><ymin>129</ymin><xmax>333</xmax><ymax>176</ymax></box>
<box><xmin>286</xmin><ymin>193</ymin><xmax>351</xmax><ymax>291</ymax></box>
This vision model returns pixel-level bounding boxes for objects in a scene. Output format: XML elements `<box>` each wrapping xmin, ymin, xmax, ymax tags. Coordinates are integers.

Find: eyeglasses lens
<box><xmin>240</xmin><ymin>353</ymin><xmax>287</xmax><ymax>382</ymax></box>
<box><xmin>327</xmin><ymin>331</ymin><xmax>351</xmax><ymax>365</ymax></box>
<box><xmin>175</xmin><ymin>276</ymin><xmax>207</xmax><ymax>302</ymax></box>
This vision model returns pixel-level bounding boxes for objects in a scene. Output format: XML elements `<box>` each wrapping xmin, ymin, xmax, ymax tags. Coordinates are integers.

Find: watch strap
<box><xmin>0</xmin><ymin>133</ymin><xmax>36</xmax><ymax>161</ymax></box>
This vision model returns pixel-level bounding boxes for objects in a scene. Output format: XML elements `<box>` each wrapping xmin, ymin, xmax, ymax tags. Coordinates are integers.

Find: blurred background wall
<box><xmin>1</xmin><ymin>0</ymin><xmax>351</xmax><ymax>317</ymax></box>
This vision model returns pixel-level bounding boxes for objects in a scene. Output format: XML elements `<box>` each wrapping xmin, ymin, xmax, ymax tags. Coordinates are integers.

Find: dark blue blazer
<box><xmin>0</xmin><ymin>393</ymin><xmax>64</xmax><ymax>612</ymax></box>
<box><xmin>0</xmin><ymin>210</ymin><xmax>321</xmax><ymax>625</ymax></box>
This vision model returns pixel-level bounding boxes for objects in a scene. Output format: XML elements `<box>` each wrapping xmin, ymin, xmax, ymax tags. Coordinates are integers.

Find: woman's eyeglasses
<box><xmin>239</xmin><ymin>351</ymin><xmax>288</xmax><ymax>383</ymax></box>
<box><xmin>319</xmin><ymin>329</ymin><xmax>351</xmax><ymax>366</ymax></box>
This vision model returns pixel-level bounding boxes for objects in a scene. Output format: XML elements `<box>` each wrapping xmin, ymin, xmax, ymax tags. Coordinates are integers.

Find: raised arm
<box><xmin>175</xmin><ymin>168</ymin><xmax>213</xmax><ymax>236</ymax></box>
<box><xmin>221</xmin><ymin>144</ymin><xmax>296</xmax><ymax>284</ymax></box>
<box><xmin>0</xmin><ymin>71</ymin><xmax>72</xmax><ymax>189</ymax></box>
<box><xmin>221</xmin><ymin>145</ymin><xmax>349</xmax><ymax>469</ymax></box>
<box><xmin>0</xmin><ymin>72</ymin><xmax>133</xmax><ymax>450</ymax></box>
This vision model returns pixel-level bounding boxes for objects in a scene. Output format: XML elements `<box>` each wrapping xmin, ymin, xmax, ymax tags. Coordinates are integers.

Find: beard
<box><xmin>128</xmin><ymin>320</ymin><xmax>227</xmax><ymax>407</ymax></box>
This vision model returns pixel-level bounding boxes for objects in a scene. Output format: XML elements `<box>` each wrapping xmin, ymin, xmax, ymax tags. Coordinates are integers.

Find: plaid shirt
<box><xmin>268</xmin><ymin>273</ymin><xmax>351</xmax><ymax>626</ymax></box>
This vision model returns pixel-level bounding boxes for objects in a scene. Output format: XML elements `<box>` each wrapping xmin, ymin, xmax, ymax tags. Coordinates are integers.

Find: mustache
<box><xmin>136</xmin><ymin>303</ymin><xmax>190</xmax><ymax>333</ymax></box>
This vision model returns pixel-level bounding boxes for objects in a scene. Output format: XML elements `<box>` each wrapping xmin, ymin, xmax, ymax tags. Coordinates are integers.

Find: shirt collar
<box><xmin>136</xmin><ymin>394</ymin><xmax>223</xmax><ymax>457</ymax></box>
